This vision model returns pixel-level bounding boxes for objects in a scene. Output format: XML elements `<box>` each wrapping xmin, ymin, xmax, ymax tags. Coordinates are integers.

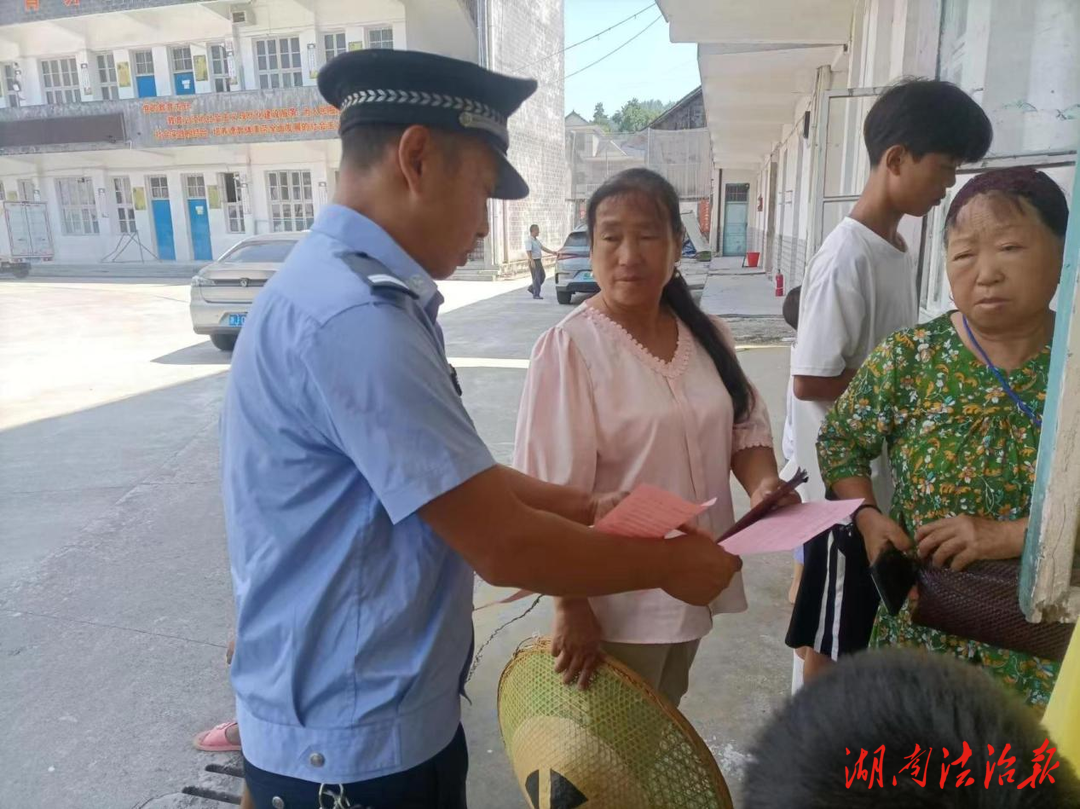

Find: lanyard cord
<box><xmin>962</xmin><ymin>315</ymin><xmax>1043</xmax><ymax>427</ymax></box>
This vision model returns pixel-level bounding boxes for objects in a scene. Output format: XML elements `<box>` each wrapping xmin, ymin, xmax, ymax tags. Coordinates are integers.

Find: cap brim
<box><xmin>493</xmin><ymin>151</ymin><xmax>529</xmax><ymax>200</ymax></box>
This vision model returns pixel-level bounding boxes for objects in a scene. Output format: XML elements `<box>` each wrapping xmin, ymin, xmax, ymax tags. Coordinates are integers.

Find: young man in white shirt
<box><xmin>526</xmin><ymin>223</ymin><xmax>557</xmax><ymax>299</ymax></box>
<box><xmin>785</xmin><ymin>79</ymin><xmax>993</xmax><ymax>681</ymax></box>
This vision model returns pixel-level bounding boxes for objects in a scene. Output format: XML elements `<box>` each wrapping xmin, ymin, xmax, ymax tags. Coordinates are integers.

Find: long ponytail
<box><xmin>587</xmin><ymin>168</ymin><xmax>754</xmax><ymax>421</ymax></box>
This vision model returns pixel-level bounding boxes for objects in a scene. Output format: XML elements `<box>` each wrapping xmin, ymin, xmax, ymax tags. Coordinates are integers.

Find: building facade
<box><xmin>0</xmin><ymin>0</ymin><xmax>565</xmax><ymax>270</ymax></box>
<box><xmin>658</xmin><ymin>0</ymin><xmax>1079</xmax><ymax>315</ymax></box>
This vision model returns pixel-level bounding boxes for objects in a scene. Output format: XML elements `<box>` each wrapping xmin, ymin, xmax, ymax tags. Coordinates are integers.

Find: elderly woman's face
<box><xmin>591</xmin><ymin>193</ymin><xmax>680</xmax><ymax>310</ymax></box>
<box><xmin>946</xmin><ymin>193</ymin><xmax>1063</xmax><ymax>330</ymax></box>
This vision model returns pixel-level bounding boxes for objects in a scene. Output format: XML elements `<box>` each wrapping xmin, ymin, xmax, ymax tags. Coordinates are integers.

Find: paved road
<box><xmin>0</xmin><ymin>274</ymin><xmax>794</xmax><ymax>808</ymax></box>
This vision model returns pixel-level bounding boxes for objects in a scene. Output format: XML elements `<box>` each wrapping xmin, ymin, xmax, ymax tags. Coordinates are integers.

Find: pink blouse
<box><xmin>512</xmin><ymin>304</ymin><xmax>773</xmax><ymax>644</ymax></box>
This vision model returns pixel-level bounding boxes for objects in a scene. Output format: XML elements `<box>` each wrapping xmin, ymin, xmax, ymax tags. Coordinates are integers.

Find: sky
<box><xmin>560</xmin><ymin>1</ymin><xmax>701</xmax><ymax>119</ymax></box>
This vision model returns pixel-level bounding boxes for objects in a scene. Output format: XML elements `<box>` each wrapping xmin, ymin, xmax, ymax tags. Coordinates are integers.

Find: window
<box><xmin>133</xmin><ymin>50</ymin><xmax>155</xmax><ymax>78</ymax></box>
<box><xmin>255</xmin><ymin>37</ymin><xmax>303</xmax><ymax>89</ymax></box>
<box><xmin>322</xmin><ymin>31</ymin><xmax>347</xmax><ymax>63</ymax></box>
<box><xmin>18</xmin><ymin>179</ymin><xmax>35</xmax><ymax>201</ymax></box>
<box><xmin>41</xmin><ymin>58</ymin><xmax>80</xmax><ymax>104</ymax></box>
<box><xmin>171</xmin><ymin>46</ymin><xmax>193</xmax><ymax>73</ymax></box>
<box><xmin>55</xmin><ymin>177</ymin><xmax>99</xmax><ymax>235</ymax></box>
<box><xmin>221</xmin><ymin>239</ymin><xmax>297</xmax><ymax>263</ymax></box>
<box><xmin>113</xmin><ymin>177</ymin><xmax>136</xmax><ymax>233</ymax></box>
<box><xmin>266</xmin><ymin>170</ymin><xmax>314</xmax><ymax>232</ymax></box>
<box><xmin>184</xmin><ymin>174</ymin><xmax>207</xmax><ymax>200</ymax></box>
<box><xmin>148</xmin><ymin>175</ymin><xmax>169</xmax><ymax>200</ymax></box>
<box><xmin>222</xmin><ymin>172</ymin><xmax>244</xmax><ymax>233</ymax></box>
<box><xmin>97</xmin><ymin>54</ymin><xmax>119</xmax><ymax>100</ymax></box>
<box><xmin>725</xmin><ymin>183</ymin><xmax>750</xmax><ymax>203</ymax></box>
<box><xmin>366</xmin><ymin>27</ymin><xmax>394</xmax><ymax>50</ymax></box>
<box><xmin>209</xmin><ymin>44</ymin><xmax>230</xmax><ymax>93</ymax></box>
<box><xmin>2</xmin><ymin>62</ymin><xmax>20</xmax><ymax>108</ymax></box>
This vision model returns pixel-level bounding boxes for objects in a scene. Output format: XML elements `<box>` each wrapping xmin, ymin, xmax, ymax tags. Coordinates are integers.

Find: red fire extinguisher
<box><xmin>775</xmin><ymin>273</ymin><xmax>785</xmax><ymax>297</ymax></box>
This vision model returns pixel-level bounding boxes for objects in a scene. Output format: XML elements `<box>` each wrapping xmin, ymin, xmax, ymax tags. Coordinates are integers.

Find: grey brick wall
<box><xmin>0</xmin><ymin>0</ymin><xmax>203</xmax><ymax>26</ymax></box>
<box><xmin>489</xmin><ymin>0</ymin><xmax>566</xmax><ymax>264</ymax></box>
<box><xmin>651</xmin><ymin>89</ymin><xmax>706</xmax><ymax>131</ymax></box>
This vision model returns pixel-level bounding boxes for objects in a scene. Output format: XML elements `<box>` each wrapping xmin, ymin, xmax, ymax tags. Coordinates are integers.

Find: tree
<box><xmin>592</xmin><ymin>102</ymin><xmax>612</xmax><ymax>132</ymax></box>
<box><xmin>610</xmin><ymin>98</ymin><xmax>672</xmax><ymax>132</ymax></box>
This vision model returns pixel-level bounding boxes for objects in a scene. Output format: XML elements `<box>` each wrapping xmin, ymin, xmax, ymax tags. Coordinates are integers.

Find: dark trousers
<box><xmin>243</xmin><ymin>725</ymin><xmax>468</xmax><ymax>809</ymax></box>
<box><xmin>528</xmin><ymin>258</ymin><xmax>545</xmax><ymax>297</ymax></box>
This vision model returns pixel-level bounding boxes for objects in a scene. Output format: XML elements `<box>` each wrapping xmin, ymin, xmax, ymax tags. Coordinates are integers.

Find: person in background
<box><xmin>526</xmin><ymin>223</ymin><xmax>557</xmax><ymax>299</ymax></box>
<box><xmin>816</xmin><ymin>167</ymin><xmax>1068</xmax><ymax>708</ymax></box>
<box><xmin>514</xmin><ymin>168</ymin><xmax>794</xmax><ymax>706</ymax></box>
<box><xmin>786</xmin><ymin>79</ymin><xmax>993</xmax><ymax>681</ymax></box>
<box><xmin>743</xmin><ymin>650</ymin><xmax>1080</xmax><ymax>809</ymax></box>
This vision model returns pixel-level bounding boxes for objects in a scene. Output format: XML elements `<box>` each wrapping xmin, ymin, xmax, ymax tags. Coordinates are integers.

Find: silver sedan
<box><xmin>189</xmin><ymin>233</ymin><xmax>302</xmax><ymax>351</ymax></box>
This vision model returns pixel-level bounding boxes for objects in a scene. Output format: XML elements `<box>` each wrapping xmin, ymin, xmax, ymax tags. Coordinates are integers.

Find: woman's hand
<box><xmin>857</xmin><ymin>508</ymin><xmax>914</xmax><ymax>562</ymax></box>
<box><xmin>551</xmin><ymin>598</ymin><xmax>604</xmax><ymax>689</ymax></box>
<box><xmin>589</xmin><ymin>491</ymin><xmax>628</xmax><ymax>524</ymax></box>
<box><xmin>748</xmin><ymin>475</ymin><xmax>801</xmax><ymax>509</ymax></box>
<box><xmin>915</xmin><ymin>516</ymin><xmax>1026</xmax><ymax>570</ymax></box>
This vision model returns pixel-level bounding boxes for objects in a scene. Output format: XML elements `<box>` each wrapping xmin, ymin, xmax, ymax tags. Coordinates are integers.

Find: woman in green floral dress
<box><xmin>816</xmin><ymin>167</ymin><xmax>1070</xmax><ymax>708</ymax></box>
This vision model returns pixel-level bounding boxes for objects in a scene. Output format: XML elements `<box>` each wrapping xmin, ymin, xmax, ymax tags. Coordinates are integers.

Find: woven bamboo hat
<box><xmin>497</xmin><ymin>637</ymin><xmax>734</xmax><ymax>809</ymax></box>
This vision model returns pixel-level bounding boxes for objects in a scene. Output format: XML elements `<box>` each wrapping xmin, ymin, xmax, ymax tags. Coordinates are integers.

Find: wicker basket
<box><xmin>497</xmin><ymin>637</ymin><xmax>734</xmax><ymax>809</ymax></box>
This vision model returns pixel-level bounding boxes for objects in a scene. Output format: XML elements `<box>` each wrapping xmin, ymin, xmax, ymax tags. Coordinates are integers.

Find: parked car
<box><xmin>553</xmin><ymin>226</ymin><xmax>707</xmax><ymax>306</ymax></box>
<box><xmin>189</xmin><ymin>233</ymin><xmax>302</xmax><ymax>351</ymax></box>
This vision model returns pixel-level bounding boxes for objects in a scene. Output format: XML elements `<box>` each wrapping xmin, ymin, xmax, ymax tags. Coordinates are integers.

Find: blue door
<box><xmin>174</xmin><ymin>72</ymin><xmax>195</xmax><ymax>95</ymax></box>
<box><xmin>136</xmin><ymin>74</ymin><xmax>157</xmax><ymax>98</ymax></box>
<box><xmin>150</xmin><ymin>184</ymin><xmax>175</xmax><ymax>261</ymax></box>
<box><xmin>722</xmin><ymin>184</ymin><xmax>751</xmax><ymax>256</ymax></box>
<box><xmin>187</xmin><ymin>198</ymin><xmax>212</xmax><ymax>260</ymax></box>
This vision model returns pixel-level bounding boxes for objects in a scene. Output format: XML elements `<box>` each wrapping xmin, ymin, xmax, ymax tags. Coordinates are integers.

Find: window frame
<box><xmin>322</xmin><ymin>30</ymin><xmax>347</xmax><ymax>64</ymax></box>
<box><xmin>266</xmin><ymin>170</ymin><xmax>314</xmax><ymax>232</ymax></box>
<box><xmin>170</xmin><ymin>45</ymin><xmax>194</xmax><ymax>74</ymax></box>
<box><xmin>40</xmin><ymin>56</ymin><xmax>81</xmax><ymax>105</ymax></box>
<box><xmin>132</xmin><ymin>49</ymin><xmax>155</xmax><ymax>78</ymax></box>
<box><xmin>221</xmin><ymin>172</ymin><xmax>245</xmax><ymax>234</ymax></box>
<box><xmin>2</xmin><ymin>62</ymin><xmax>20</xmax><ymax>108</ymax></box>
<box><xmin>208</xmin><ymin>43</ymin><xmax>231</xmax><ymax>93</ymax></box>
<box><xmin>113</xmin><ymin>177</ymin><xmax>137</xmax><ymax>234</ymax></box>
<box><xmin>96</xmin><ymin>53</ymin><xmax>119</xmax><ymax>101</ymax></box>
<box><xmin>254</xmin><ymin>36</ymin><xmax>303</xmax><ymax>90</ymax></box>
<box><xmin>55</xmin><ymin>177</ymin><xmax>100</xmax><ymax>236</ymax></box>
<box><xmin>366</xmin><ymin>26</ymin><xmax>394</xmax><ymax>50</ymax></box>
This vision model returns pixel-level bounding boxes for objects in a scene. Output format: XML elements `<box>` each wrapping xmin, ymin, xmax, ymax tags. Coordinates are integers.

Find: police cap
<box><xmin>318</xmin><ymin>49</ymin><xmax>537</xmax><ymax>200</ymax></box>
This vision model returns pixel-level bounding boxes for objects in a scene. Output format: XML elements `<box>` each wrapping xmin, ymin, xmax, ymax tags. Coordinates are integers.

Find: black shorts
<box><xmin>785</xmin><ymin>522</ymin><xmax>880</xmax><ymax>658</ymax></box>
<box><xmin>243</xmin><ymin>725</ymin><xmax>468</xmax><ymax>809</ymax></box>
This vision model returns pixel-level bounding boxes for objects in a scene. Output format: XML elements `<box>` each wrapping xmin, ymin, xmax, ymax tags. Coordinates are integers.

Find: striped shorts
<box><xmin>785</xmin><ymin>522</ymin><xmax>881</xmax><ymax>658</ymax></box>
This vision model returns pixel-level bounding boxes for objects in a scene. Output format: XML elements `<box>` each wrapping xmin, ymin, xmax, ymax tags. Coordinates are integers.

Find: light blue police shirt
<box><xmin>221</xmin><ymin>204</ymin><xmax>495</xmax><ymax>784</ymax></box>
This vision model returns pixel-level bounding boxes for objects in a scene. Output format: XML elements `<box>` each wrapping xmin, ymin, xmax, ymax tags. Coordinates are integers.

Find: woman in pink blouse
<box><xmin>513</xmin><ymin>169</ymin><xmax>790</xmax><ymax>707</ymax></box>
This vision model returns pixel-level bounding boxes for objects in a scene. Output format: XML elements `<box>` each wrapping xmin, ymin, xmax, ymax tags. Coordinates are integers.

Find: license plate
<box><xmin>227</xmin><ymin>313</ymin><xmax>247</xmax><ymax>327</ymax></box>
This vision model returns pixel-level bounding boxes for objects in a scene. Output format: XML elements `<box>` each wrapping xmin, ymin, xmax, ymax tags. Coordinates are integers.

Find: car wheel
<box><xmin>211</xmin><ymin>333</ymin><xmax>238</xmax><ymax>352</ymax></box>
<box><xmin>13</xmin><ymin>266</ymin><xmax>29</xmax><ymax>279</ymax></box>
<box><xmin>556</xmin><ymin>290</ymin><xmax>573</xmax><ymax>305</ymax></box>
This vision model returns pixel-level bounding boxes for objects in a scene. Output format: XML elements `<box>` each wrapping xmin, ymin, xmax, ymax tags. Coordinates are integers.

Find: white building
<box><xmin>657</xmin><ymin>0</ymin><xmax>1079</xmax><ymax>317</ymax></box>
<box><xmin>0</xmin><ymin>0</ymin><xmax>566</xmax><ymax>271</ymax></box>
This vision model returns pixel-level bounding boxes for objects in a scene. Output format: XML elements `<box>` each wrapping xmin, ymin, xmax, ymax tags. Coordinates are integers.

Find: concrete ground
<box><xmin>0</xmin><ymin>272</ymin><xmax>793</xmax><ymax>808</ymax></box>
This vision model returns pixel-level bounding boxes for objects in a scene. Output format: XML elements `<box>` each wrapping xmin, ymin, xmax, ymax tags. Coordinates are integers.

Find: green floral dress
<box><xmin>817</xmin><ymin>313</ymin><xmax>1060</xmax><ymax>708</ymax></box>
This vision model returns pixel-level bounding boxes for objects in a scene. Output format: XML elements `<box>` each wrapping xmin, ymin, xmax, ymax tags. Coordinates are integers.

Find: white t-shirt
<box><xmin>790</xmin><ymin>217</ymin><xmax>917</xmax><ymax>504</ymax></box>
<box><xmin>526</xmin><ymin>235</ymin><xmax>543</xmax><ymax>259</ymax></box>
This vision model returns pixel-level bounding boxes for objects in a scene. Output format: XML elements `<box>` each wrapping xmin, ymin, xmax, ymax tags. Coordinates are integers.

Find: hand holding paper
<box><xmin>720</xmin><ymin>499</ymin><xmax>863</xmax><ymax>556</ymax></box>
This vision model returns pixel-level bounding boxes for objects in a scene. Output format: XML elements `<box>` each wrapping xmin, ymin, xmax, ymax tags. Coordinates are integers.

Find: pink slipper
<box><xmin>193</xmin><ymin>721</ymin><xmax>241</xmax><ymax>752</ymax></box>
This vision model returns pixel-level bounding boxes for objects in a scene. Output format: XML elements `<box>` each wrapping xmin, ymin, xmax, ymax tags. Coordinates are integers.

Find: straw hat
<box><xmin>497</xmin><ymin>637</ymin><xmax>734</xmax><ymax>809</ymax></box>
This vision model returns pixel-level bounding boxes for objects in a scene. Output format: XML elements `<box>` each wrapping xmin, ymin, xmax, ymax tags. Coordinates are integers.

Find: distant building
<box><xmin>565</xmin><ymin>91</ymin><xmax>714</xmax><ymax>246</ymax></box>
<box><xmin>0</xmin><ymin>0</ymin><xmax>565</xmax><ymax>275</ymax></box>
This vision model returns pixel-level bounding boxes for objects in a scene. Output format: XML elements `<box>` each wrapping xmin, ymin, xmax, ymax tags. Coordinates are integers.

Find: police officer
<box><xmin>222</xmin><ymin>49</ymin><xmax>741</xmax><ymax>808</ymax></box>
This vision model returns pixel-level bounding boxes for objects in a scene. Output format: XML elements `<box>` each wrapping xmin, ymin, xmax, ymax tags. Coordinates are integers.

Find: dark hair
<box><xmin>341</xmin><ymin>123</ymin><xmax>408</xmax><ymax>170</ymax></box>
<box><xmin>945</xmin><ymin>166</ymin><xmax>1070</xmax><ymax>243</ymax></box>
<box><xmin>864</xmin><ymin>78</ymin><xmax>993</xmax><ymax>166</ymax></box>
<box><xmin>341</xmin><ymin>123</ymin><xmax>461</xmax><ymax>171</ymax></box>
<box><xmin>744</xmin><ymin>650</ymin><xmax>1080</xmax><ymax>809</ymax></box>
<box><xmin>782</xmin><ymin>285</ymin><xmax>801</xmax><ymax>331</ymax></box>
<box><xmin>585</xmin><ymin>168</ymin><xmax>754</xmax><ymax>421</ymax></box>
<box><xmin>530</xmin><ymin>223</ymin><xmax>539</xmax><ymax>231</ymax></box>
